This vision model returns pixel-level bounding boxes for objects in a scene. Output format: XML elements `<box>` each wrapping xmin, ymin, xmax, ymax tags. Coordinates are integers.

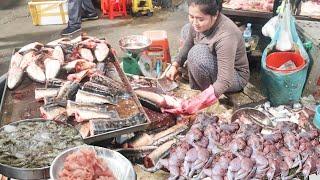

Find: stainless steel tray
<box><xmin>0</xmin><ymin>118</ymin><xmax>83</xmax><ymax>180</ymax></box>
<box><xmin>50</xmin><ymin>145</ymin><xmax>136</xmax><ymax>180</ymax></box>
<box><xmin>0</xmin><ymin>46</ymin><xmax>151</xmax><ymax>144</ymax></box>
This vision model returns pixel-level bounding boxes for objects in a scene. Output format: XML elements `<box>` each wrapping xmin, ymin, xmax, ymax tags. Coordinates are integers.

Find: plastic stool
<box><xmin>143</xmin><ymin>30</ymin><xmax>171</xmax><ymax>63</ymax></box>
<box><xmin>101</xmin><ymin>0</ymin><xmax>127</xmax><ymax>19</ymax></box>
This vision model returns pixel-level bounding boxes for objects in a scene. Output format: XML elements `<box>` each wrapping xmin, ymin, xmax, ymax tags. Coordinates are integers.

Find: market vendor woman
<box><xmin>164</xmin><ymin>0</ymin><xmax>250</xmax><ymax>114</ymax></box>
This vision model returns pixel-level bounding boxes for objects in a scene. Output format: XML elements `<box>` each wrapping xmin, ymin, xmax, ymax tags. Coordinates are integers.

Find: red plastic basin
<box><xmin>266</xmin><ymin>52</ymin><xmax>305</xmax><ymax>73</ymax></box>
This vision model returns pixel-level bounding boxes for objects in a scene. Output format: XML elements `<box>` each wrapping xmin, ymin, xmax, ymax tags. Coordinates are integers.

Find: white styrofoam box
<box><xmin>28</xmin><ymin>0</ymin><xmax>69</xmax><ymax>26</ymax></box>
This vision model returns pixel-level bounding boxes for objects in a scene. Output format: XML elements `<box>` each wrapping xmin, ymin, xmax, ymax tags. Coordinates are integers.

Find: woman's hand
<box><xmin>165</xmin><ymin>62</ymin><xmax>179</xmax><ymax>81</ymax></box>
<box><xmin>163</xmin><ymin>85</ymin><xmax>218</xmax><ymax>115</ymax></box>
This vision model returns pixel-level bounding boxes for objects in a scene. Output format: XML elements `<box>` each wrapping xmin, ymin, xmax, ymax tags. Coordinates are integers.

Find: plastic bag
<box><xmin>262</xmin><ymin>16</ymin><xmax>279</xmax><ymax>39</ymax></box>
<box><xmin>275</xmin><ymin>2</ymin><xmax>294</xmax><ymax>51</ymax></box>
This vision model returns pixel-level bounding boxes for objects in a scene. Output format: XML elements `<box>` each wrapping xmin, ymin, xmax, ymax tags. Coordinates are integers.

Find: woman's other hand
<box><xmin>165</xmin><ymin>62</ymin><xmax>179</xmax><ymax>81</ymax></box>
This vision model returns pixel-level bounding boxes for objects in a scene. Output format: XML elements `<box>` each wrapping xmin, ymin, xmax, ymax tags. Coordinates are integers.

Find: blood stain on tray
<box><xmin>11</xmin><ymin>88</ymin><xmax>34</xmax><ymax>101</ymax></box>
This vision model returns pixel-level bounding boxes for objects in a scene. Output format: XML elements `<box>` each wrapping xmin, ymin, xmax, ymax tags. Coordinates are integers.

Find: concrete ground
<box><xmin>0</xmin><ymin>2</ymin><xmax>184</xmax><ymax>179</ymax></box>
<box><xmin>0</xmin><ymin>0</ymin><xmax>188</xmax><ymax>76</ymax></box>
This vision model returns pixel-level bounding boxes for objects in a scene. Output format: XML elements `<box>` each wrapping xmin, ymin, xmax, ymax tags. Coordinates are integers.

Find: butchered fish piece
<box><xmin>94</xmin><ymin>42</ymin><xmax>109</xmax><ymax>62</ymax></box>
<box><xmin>26</xmin><ymin>62</ymin><xmax>46</xmax><ymax>83</ymax></box>
<box><xmin>18</xmin><ymin>42</ymin><xmax>43</xmax><ymax>54</ymax></box>
<box><xmin>44</xmin><ymin>58</ymin><xmax>61</xmax><ymax>79</ymax></box>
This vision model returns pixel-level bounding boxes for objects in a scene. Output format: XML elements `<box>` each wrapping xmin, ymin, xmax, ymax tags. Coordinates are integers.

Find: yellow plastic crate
<box><xmin>28</xmin><ymin>0</ymin><xmax>69</xmax><ymax>26</ymax></box>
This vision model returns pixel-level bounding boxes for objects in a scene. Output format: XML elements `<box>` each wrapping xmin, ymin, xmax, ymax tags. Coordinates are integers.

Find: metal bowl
<box><xmin>50</xmin><ymin>145</ymin><xmax>136</xmax><ymax>180</ymax></box>
<box><xmin>231</xmin><ymin>107</ymin><xmax>274</xmax><ymax>128</ymax></box>
<box><xmin>0</xmin><ymin>118</ymin><xmax>83</xmax><ymax>180</ymax></box>
<box><xmin>119</xmin><ymin>35</ymin><xmax>152</xmax><ymax>54</ymax></box>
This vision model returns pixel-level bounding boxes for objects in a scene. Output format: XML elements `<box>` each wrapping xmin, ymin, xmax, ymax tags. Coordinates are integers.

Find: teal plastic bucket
<box><xmin>261</xmin><ymin>55</ymin><xmax>309</xmax><ymax>106</ymax></box>
<box><xmin>313</xmin><ymin>105</ymin><xmax>320</xmax><ymax>129</ymax></box>
<box><xmin>261</xmin><ymin>15</ymin><xmax>310</xmax><ymax>106</ymax></box>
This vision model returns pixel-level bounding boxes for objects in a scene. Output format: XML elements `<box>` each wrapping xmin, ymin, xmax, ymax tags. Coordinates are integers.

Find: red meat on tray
<box><xmin>59</xmin><ymin>148</ymin><xmax>116</xmax><ymax>180</ymax></box>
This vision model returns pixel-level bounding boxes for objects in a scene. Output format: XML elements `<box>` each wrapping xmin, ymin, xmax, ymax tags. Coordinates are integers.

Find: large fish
<box><xmin>94</xmin><ymin>42</ymin><xmax>109</xmax><ymax>62</ymax></box>
<box><xmin>7</xmin><ymin>52</ymin><xmax>24</xmax><ymax>89</ymax></box>
<box><xmin>75</xmin><ymin>89</ymin><xmax>116</xmax><ymax>105</ymax></box>
<box><xmin>18</xmin><ymin>42</ymin><xmax>43</xmax><ymax>54</ymax></box>
<box><xmin>7</xmin><ymin>68</ymin><xmax>24</xmax><ymax>89</ymax></box>
<box><xmin>34</xmin><ymin>88</ymin><xmax>59</xmax><ymax>101</ymax></box>
<box><xmin>79</xmin><ymin>48</ymin><xmax>94</xmax><ymax>62</ymax></box>
<box><xmin>44</xmin><ymin>58</ymin><xmax>61</xmax><ymax>79</ymax></box>
<box><xmin>52</xmin><ymin>45</ymin><xmax>64</xmax><ymax>64</ymax></box>
<box><xmin>9</xmin><ymin>52</ymin><xmax>23</xmax><ymax>68</ymax></box>
<box><xmin>19</xmin><ymin>51</ymin><xmax>37</xmax><ymax>70</ymax></box>
<box><xmin>26</xmin><ymin>62</ymin><xmax>46</xmax><ymax>83</ymax></box>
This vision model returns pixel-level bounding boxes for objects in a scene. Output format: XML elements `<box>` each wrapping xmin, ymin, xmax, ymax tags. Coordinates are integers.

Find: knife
<box><xmin>157</xmin><ymin>64</ymin><xmax>179</xmax><ymax>92</ymax></box>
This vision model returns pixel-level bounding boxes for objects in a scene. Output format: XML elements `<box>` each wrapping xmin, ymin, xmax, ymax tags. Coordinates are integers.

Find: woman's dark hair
<box><xmin>187</xmin><ymin>0</ymin><xmax>222</xmax><ymax>16</ymax></box>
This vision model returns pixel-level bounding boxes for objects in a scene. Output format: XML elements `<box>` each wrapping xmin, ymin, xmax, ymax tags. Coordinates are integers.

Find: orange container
<box><xmin>266</xmin><ymin>52</ymin><xmax>305</xmax><ymax>73</ymax></box>
<box><xmin>101</xmin><ymin>0</ymin><xmax>127</xmax><ymax>19</ymax></box>
<box><xmin>143</xmin><ymin>30</ymin><xmax>171</xmax><ymax>63</ymax></box>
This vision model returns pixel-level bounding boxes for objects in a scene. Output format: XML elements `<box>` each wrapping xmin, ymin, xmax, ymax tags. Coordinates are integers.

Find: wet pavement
<box><xmin>0</xmin><ymin>0</ymin><xmax>188</xmax><ymax>76</ymax></box>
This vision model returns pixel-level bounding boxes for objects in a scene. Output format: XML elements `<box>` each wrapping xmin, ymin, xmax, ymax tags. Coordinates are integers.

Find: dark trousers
<box><xmin>68</xmin><ymin>0</ymin><xmax>96</xmax><ymax>28</ymax></box>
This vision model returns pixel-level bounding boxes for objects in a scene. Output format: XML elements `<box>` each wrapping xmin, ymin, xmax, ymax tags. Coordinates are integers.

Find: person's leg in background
<box><xmin>61</xmin><ymin>0</ymin><xmax>98</xmax><ymax>35</ymax></box>
<box><xmin>61</xmin><ymin>0</ymin><xmax>82</xmax><ymax>35</ymax></box>
<box><xmin>81</xmin><ymin>0</ymin><xmax>98</xmax><ymax>21</ymax></box>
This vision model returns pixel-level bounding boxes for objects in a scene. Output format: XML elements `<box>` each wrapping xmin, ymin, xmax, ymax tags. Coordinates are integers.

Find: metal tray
<box><xmin>50</xmin><ymin>145</ymin><xmax>136</xmax><ymax>180</ymax></box>
<box><xmin>0</xmin><ymin>118</ymin><xmax>83</xmax><ymax>180</ymax></box>
<box><xmin>0</xmin><ymin>47</ymin><xmax>151</xmax><ymax>144</ymax></box>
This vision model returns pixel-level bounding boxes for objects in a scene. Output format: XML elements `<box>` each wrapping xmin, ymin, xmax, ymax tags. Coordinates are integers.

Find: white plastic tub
<box><xmin>28</xmin><ymin>0</ymin><xmax>69</xmax><ymax>26</ymax></box>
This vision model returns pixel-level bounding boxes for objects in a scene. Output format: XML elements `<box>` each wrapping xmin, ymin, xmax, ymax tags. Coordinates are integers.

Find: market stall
<box><xmin>222</xmin><ymin>0</ymin><xmax>320</xmax><ymax>23</ymax></box>
<box><xmin>0</xmin><ymin>33</ymin><xmax>319</xmax><ymax>179</ymax></box>
<box><xmin>1</xmin><ymin>0</ymin><xmax>320</xmax><ymax>179</ymax></box>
